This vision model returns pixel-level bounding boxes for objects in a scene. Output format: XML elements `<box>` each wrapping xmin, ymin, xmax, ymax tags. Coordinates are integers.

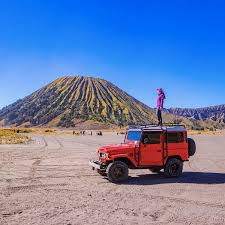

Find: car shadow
<box><xmin>119</xmin><ymin>172</ymin><xmax>225</xmax><ymax>185</ymax></box>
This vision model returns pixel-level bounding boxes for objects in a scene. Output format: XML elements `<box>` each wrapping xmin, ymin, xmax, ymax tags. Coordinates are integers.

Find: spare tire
<box><xmin>188</xmin><ymin>138</ymin><xmax>196</xmax><ymax>157</ymax></box>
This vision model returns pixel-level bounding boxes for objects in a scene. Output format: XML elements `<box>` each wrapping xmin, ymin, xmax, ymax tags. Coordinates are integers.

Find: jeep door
<box><xmin>139</xmin><ymin>131</ymin><xmax>163</xmax><ymax>166</ymax></box>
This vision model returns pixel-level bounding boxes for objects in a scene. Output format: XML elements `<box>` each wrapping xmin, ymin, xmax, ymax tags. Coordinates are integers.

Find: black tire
<box><xmin>188</xmin><ymin>138</ymin><xmax>196</xmax><ymax>157</ymax></box>
<box><xmin>106</xmin><ymin>161</ymin><xmax>129</xmax><ymax>183</ymax></box>
<box><xmin>149</xmin><ymin>168</ymin><xmax>161</xmax><ymax>173</ymax></box>
<box><xmin>97</xmin><ymin>169</ymin><xmax>107</xmax><ymax>176</ymax></box>
<box><xmin>164</xmin><ymin>158</ymin><xmax>183</xmax><ymax>178</ymax></box>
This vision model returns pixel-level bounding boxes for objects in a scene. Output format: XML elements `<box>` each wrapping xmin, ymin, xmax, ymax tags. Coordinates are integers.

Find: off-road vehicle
<box><xmin>89</xmin><ymin>124</ymin><xmax>196</xmax><ymax>183</ymax></box>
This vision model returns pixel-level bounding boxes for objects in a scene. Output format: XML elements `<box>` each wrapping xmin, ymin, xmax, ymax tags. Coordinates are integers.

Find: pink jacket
<box><xmin>157</xmin><ymin>93</ymin><xmax>165</xmax><ymax>109</ymax></box>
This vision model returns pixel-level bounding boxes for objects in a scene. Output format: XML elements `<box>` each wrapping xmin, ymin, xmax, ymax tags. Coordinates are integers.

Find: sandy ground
<box><xmin>0</xmin><ymin>133</ymin><xmax>225</xmax><ymax>225</ymax></box>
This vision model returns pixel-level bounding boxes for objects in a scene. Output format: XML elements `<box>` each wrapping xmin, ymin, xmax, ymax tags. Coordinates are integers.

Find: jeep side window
<box><xmin>142</xmin><ymin>132</ymin><xmax>160</xmax><ymax>144</ymax></box>
<box><xmin>166</xmin><ymin>132</ymin><xmax>184</xmax><ymax>143</ymax></box>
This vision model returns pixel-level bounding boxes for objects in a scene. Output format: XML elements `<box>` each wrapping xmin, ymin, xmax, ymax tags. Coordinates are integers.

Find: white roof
<box><xmin>129</xmin><ymin>126</ymin><xmax>186</xmax><ymax>132</ymax></box>
<box><xmin>162</xmin><ymin>127</ymin><xmax>186</xmax><ymax>131</ymax></box>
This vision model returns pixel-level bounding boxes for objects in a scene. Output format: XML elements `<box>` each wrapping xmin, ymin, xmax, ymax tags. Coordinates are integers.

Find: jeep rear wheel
<box><xmin>164</xmin><ymin>158</ymin><xmax>183</xmax><ymax>178</ymax></box>
<box><xmin>106</xmin><ymin>161</ymin><xmax>128</xmax><ymax>183</ymax></box>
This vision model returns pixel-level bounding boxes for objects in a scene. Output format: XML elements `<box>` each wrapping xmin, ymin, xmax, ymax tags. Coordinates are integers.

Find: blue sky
<box><xmin>0</xmin><ymin>0</ymin><xmax>225</xmax><ymax>109</ymax></box>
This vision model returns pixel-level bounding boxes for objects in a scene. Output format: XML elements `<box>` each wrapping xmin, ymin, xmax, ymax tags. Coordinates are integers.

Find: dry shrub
<box><xmin>0</xmin><ymin>129</ymin><xmax>31</xmax><ymax>144</ymax></box>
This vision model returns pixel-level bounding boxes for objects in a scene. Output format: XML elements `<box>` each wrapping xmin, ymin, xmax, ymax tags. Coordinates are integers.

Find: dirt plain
<box><xmin>0</xmin><ymin>133</ymin><xmax>225</xmax><ymax>225</ymax></box>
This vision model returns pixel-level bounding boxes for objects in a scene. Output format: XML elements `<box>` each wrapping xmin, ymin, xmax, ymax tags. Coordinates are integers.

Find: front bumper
<box><xmin>89</xmin><ymin>160</ymin><xmax>106</xmax><ymax>171</ymax></box>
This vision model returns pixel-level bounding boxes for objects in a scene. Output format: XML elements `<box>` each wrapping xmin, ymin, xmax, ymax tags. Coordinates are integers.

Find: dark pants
<box><xmin>156</xmin><ymin>109</ymin><xmax>162</xmax><ymax>126</ymax></box>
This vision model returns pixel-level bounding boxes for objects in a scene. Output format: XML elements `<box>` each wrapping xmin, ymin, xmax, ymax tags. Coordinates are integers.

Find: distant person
<box><xmin>156</xmin><ymin>88</ymin><xmax>166</xmax><ymax>126</ymax></box>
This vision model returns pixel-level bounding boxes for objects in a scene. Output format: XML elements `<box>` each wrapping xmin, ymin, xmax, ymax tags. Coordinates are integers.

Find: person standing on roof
<box><xmin>156</xmin><ymin>88</ymin><xmax>166</xmax><ymax>126</ymax></box>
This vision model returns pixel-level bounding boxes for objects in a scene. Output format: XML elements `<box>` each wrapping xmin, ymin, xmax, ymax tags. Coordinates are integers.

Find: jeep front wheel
<box><xmin>164</xmin><ymin>158</ymin><xmax>183</xmax><ymax>178</ymax></box>
<box><xmin>106</xmin><ymin>161</ymin><xmax>128</xmax><ymax>183</ymax></box>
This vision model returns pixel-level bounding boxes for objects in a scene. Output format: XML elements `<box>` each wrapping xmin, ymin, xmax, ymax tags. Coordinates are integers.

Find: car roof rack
<box><xmin>162</xmin><ymin>123</ymin><xmax>186</xmax><ymax>128</ymax></box>
<box><xmin>128</xmin><ymin>123</ymin><xmax>186</xmax><ymax>130</ymax></box>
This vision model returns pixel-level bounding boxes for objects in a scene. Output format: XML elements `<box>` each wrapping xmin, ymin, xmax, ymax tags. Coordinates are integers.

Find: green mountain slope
<box><xmin>0</xmin><ymin>76</ymin><xmax>220</xmax><ymax>129</ymax></box>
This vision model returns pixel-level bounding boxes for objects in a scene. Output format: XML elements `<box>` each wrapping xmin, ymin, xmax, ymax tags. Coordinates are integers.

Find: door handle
<box><xmin>157</xmin><ymin>150</ymin><xmax>162</xmax><ymax>152</ymax></box>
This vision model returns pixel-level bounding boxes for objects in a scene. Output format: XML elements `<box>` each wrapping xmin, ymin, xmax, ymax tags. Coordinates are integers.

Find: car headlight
<box><xmin>99</xmin><ymin>152</ymin><xmax>109</xmax><ymax>159</ymax></box>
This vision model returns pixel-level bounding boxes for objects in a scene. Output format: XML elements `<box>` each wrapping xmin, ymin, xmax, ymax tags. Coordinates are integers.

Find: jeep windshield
<box><xmin>127</xmin><ymin>131</ymin><xmax>142</xmax><ymax>141</ymax></box>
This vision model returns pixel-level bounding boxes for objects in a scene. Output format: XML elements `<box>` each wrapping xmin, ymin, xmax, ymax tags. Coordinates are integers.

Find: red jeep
<box><xmin>89</xmin><ymin>124</ymin><xmax>196</xmax><ymax>183</ymax></box>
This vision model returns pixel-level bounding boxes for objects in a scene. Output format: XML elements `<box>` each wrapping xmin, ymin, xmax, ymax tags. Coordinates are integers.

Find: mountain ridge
<box><xmin>168</xmin><ymin>105</ymin><xmax>225</xmax><ymax>124</ymax></box>
<box><xmin>0</xmin><ymin>76</ymin><xmax>223</xmax><ymax>129</ymax></box>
